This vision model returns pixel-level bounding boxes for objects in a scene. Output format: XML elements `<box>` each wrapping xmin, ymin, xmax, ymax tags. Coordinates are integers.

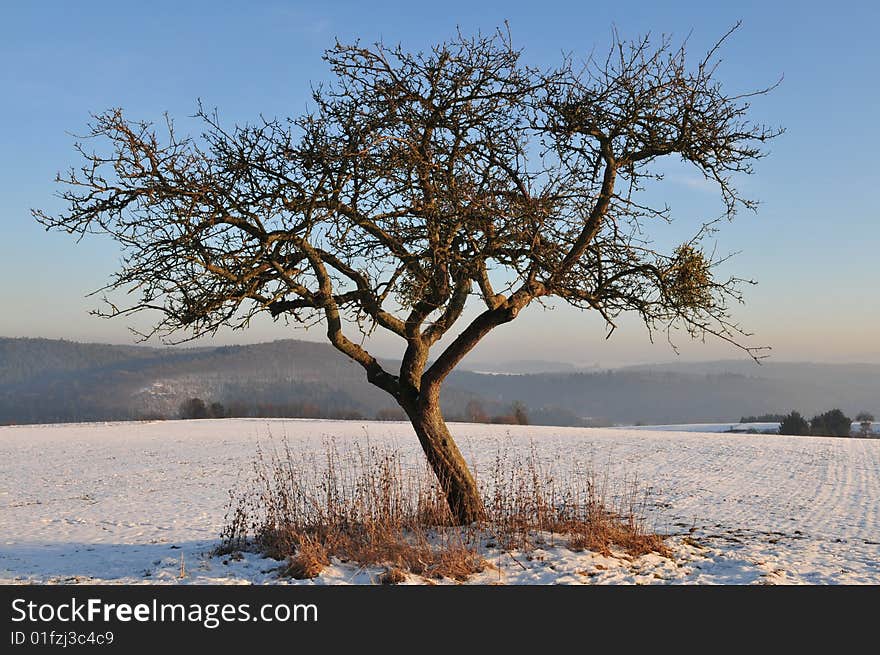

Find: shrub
<box><xmin>464</xmin><ymin>400</ymin><xmax>488</xmax><ymax>423</ymax></box>
<box><xmin>179</xmin><ymin>397</ymin><xmax>208</xmax><ymax>419</ymax></box>
<box><xmin>809</xmin><ymin>409</ymin><xmax>852</xmax><ymax>437</ymax></box>
<box><xmin>489</xmin><ymin>401</ymin><xmax>531</xmax><ymax>425</ymax></box>
<box><xmin>512</xmin><ymin>401</ymin><xmax>529</xmax><ymax>425</ymax></box>
<box><xmin>778</xmin><ymin>411</ymin><xmax>810</xmax><ymax>436</ymax></box>
<box><xmin>855</xmin><ymin>412</ymin><xmax>875</xmax><ymax>437</ymax></box>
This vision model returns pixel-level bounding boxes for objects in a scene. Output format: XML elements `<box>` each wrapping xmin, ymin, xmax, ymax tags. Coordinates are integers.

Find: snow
<box><xmin>612</xmin><ymin>422</ymin><xmax>780</xmax><ymax>433</ymax></box>
<box><xmin>1</xmin><ymin>418</ymin><xmax>878</xmax><ymax>584</ymax></box>
<box><xmin>614</xmin><ymin>421</ymin><xmax>880</xmax><ymax>435</ymax></box>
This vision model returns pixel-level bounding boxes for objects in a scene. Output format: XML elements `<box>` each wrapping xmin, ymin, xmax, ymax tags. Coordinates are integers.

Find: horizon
<box><xmin>3</xmin><ymin>333</ymin><xmax>879</xmax><ymax>370</ymax></box>
<box><xmin>2</xmin><ymin>1</ymin><xmax>879</xmax><ymax>366</ymax></box>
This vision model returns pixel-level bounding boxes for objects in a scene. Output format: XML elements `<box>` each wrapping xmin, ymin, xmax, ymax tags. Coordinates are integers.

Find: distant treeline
<box><xmin>170</xmin><ymin>396</ymin><xmax>614</xmax><ymax>429</ymax></box>
<box><xmin>373</xmin><ymin>400</ymin><xmax>533</xmax><ymax>425</ymax></box>
<box><xmin>175</xmin><ymin>397</ymin><xmax>534</xmax><ymax>425</ymax></box>
<box><xmin>739</xmin><ymin>413</ymin><xmax>787</xmax><ymax>423</ymax></box>
<box><xmin>776</xmin><ymin>409</ymin><xmax>876</xmax><ymax>438</ymax></box>
<box><xmin>176</xmin><ymin>397</ymin><xmax>364</xmax><ymax>421</ymax></box>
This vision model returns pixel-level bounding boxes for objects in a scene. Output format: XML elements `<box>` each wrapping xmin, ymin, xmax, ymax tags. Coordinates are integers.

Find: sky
<box><xmin>1</xmin><ymin>0</ymin><xmax>878</xmax><ymax>367</ymax></box>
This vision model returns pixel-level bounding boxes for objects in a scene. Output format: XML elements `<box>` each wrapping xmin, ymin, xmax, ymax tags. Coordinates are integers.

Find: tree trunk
<box><xmin>404</xmin><ymin>399</ymin><xmax>486</xmax><ymax>525</ymax></box>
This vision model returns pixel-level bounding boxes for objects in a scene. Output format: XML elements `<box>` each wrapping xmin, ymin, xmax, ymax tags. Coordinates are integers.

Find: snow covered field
<box><xmin>1</xmin><ymin>418</ymin><xmax>878</xmax><ymax>585</ymax></box>
<box><xmin>613</xmin><ymin>421</ymin><xmax>880</xmax><ymax>434</ymax></box>
<box><xmin>611</xmin><ymin>422</ymin><xmax>781</xmax><ymax>433</ymax></box>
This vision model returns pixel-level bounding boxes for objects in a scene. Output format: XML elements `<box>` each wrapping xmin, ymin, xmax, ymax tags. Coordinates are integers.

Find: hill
<box><xmin>1</xmin><ymin>337</ymin><xmax>877</xmax><ymax>425</ymax></box>
<box><xmin>0</xmin><ymin>338</ymin><xmax>396</xmax><ymax>424</ymax></box>
<box><xmin>449</xmin><ymin>360</ymin><xmax>879</xmax><ymax>424</ymax></box>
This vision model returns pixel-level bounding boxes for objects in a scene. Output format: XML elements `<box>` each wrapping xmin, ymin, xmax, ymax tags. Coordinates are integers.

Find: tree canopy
<box><xmin>810</xmin><ymin>409</ymin><xmax>852</xmax><ymax>438</ymax></box>
<box><xmin>35</xmin><ymin>25</ymin><xmax>781</xmax><ymax>522</ymax></box>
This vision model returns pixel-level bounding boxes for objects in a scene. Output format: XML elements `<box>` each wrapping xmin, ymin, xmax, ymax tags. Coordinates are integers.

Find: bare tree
<box><xmin>465</xmin><ymin>400</ymin><xmax>489</xmax><ymax>423</ymax></box>
<box><xmin>855</xmin><ymin>412</ymin><xmax>875</xmax><ymax>437</ymax></box>
<box><xmin>35</xmin><ymin>25</ymin><xmax>780</xmax><ymax>523</ymax></box>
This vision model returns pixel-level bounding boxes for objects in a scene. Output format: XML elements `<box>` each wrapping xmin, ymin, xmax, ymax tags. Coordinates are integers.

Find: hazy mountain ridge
<box><xmin>0</xmin><ymin>337</ymin><xmax>172</xmax><ymax>387</ymax></box>
<box><xmin>621</xmin><ymin>359</ymin><xmax>880</xmax><ymax>382</ymax></box>
<box><xmin>452</xmin><ymin>359</ymin><xmax>879</xmax><ymax>423</ymax></box>
<box><xmin>460</xmin><ymin>359</ymin><xmax>587</xmax><ymax>375</ymax></box>
<box><xmin>0</xmin><ymin>337</ymin><xmax>877</xmax><ymax>426</ymax></box>
<box><xmin>0</xmin><ymin>338</ymin><xmax>372</xmax><ymax>423</ymax></box>
<box><xmin>0</xmin><ymin>337</ymin><xmax>475</xmax><ymax>424</ymax></box>
<box><xmin>448</xmin><ymin>369</ymin><xmax>811</xmax><ymax>425</ymax></box>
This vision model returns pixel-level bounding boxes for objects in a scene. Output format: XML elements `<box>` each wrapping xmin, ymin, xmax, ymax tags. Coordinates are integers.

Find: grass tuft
<box><xmin>281</xmin><ymin>534</ymin><xmax>330</xmax><ymax>579</ymax></box>
<box><xmin>379</xmin><ymin>567</ymin><xmax>407</xmax><ymax>585</ymax></box>
<box><xmin>219</xmin><ymin>433</ymin><xmax>668</xmax><ymax>582</ymax></box>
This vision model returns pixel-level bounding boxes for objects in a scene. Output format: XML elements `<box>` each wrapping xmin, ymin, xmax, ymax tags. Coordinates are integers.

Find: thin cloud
<box><xmin>668</xmin><ymin>174</ymin><xmax>717</xmax><ymax>192</ymax></box>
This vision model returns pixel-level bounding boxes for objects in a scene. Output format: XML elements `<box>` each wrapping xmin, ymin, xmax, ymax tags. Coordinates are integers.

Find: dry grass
<box><xmin>483</xmin><ymin>444</ymin><xmax>668</xmax><ymax>558</ymax></box>
<box><xmin>219</xmin><ymin>434</ymin><xmax>668</xmax><ymax>582</ymax></box>
<box><xmin>282</xmin><ymin>534</ymin><xmax>330</xmax><ymax>579</ymax></box>
<box><xmin>379</xmin><ymin>567</ymin><xmax>408</xmax><ymax>585</ymax></box>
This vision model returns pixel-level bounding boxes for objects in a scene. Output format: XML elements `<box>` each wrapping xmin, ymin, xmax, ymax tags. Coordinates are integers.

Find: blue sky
<box><xmin>1</xmin><ymin>0</ymin><xmax>878</xmax><ymax>366</ymax></box>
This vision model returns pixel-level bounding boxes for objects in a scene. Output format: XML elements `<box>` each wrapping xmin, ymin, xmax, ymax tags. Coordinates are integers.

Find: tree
<box><xmin>809</xmin><ymin>409</ymin><xmax>852</xmax><ymax>437</ymax></box>
<box><xmin>464</xmin><ymin>400</ymin><xmax>489</xmax><ymax>424</ymax></box>
<box><xmin>512</xmin><ymin>401</ymin><xmax>529</xmax><ymax>425</ymax></box>
<box><xmin>778</xmin><ymin>411</ymin><xmax>810</xmax><ymax>436</ymax></box>
<box><xmin>35</xmin><ymin>26</ymin><xmax>780</xmax><ymax>523</ymax></box>
<box><xmin>179</xmin><ymin>397</ymin><xmax>208</xmax><ymax>420</ymax></box>
<box><xmin>855</xmin><ymin>411</ymin><xmax>875</xmax><ymax>437</ymax></box>
<box><xmin>209</xmin><ymin>401</ymin><xmax>226</xmax><ymax>419</ymax></box>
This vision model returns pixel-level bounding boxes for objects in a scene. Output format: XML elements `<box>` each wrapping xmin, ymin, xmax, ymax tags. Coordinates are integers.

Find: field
<box><xmin>1</xmin><ymin>418</ymin><xmax>878</xmax><ymax>584</ymax></box>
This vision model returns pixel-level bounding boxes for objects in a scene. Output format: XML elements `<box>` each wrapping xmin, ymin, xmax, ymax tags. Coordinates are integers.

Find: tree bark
<box><xmin>402</xmin><ymin>398</ymin><xmax>486</xmax><ymax>525</ymax></box>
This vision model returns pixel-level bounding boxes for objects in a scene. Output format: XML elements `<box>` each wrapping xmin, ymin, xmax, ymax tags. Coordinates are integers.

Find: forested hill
<box><xmin>0</xmin><ymin>338</ymin><xmax>390</xmax><ymax>424</ymax></box>
<box><xmin>1</xmin><ymin>337</ymin><xmax>877</xmax><ymax>426</ymax></box>
<box><xmin>0</xmin><ymin>338</ymin><xmax>170</xmax><ymax>386</ymax></box>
